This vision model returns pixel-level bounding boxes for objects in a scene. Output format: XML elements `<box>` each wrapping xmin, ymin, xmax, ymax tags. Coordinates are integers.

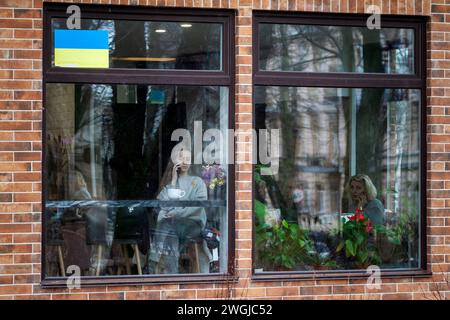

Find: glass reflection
<box><xmin>45</xmin><ymin>83</ymin><xmax>228</xmax><ymax>277</ymax></box>
<box><xmin>52</xmin><ymin>18</ymin><xmax>222</xmax><ymax>70</ymax></box>
<box><xmin>259</xmin><ymin>24</ymin><xmax>414</xmax><ymax>74</ymax></box>
<box><xmin>254</xmin><ymin>86</ymin><xmax>420</xmax><ymax>271</ymax></box>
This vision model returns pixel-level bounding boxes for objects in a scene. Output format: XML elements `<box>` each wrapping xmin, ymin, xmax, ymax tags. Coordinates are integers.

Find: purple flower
<box><xmin>201</xmin><ymin>164</ymin><xmax>226</xmax><ymax>189</ymax></box>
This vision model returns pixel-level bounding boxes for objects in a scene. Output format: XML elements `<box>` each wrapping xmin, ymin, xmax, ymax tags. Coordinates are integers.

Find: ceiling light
<box><xmin>155</xmin><ymin>29</ymin><xmax>166</xmax><ymax>33</ymax></box>
<box><xmin>180</xmin><ymin>23</ymin><xmax>192</xmax><ymax>28</ymax></box>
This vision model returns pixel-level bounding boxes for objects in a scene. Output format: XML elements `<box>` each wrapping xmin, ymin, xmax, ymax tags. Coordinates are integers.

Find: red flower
<box><xmin>211</xmin><ymin>227</ymin><xmax>221</xmax><ymax>236</ymax></box>
<box><xmin>365</xmin><ymin>221</ymin><xmax>373</xmax><ymax>233</ymax></box>
<box><xmin>349</xmin><ymin>213</ymin><xmax>365</xmax><ymax>222</ymax></box>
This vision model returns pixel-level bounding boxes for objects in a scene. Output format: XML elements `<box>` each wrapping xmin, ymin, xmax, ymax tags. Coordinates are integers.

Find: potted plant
<box><xmin>255</xmin><ymin>200</ymin><xmax>313</xmax><ymax>271</ymax></box>
<box><xmin>376</xmin><ymin>210</ymin><xmax>418</xmax><ymax>267</ymax></box>
<box><xmin>336</xmin><ymin>209</ymin><xmax>382</xmax><ymax>269</ymax></box>
<box><xmin>306</xmin><ymin>250</ymin><xmax>338</xmax><ymax>270</ymax></box>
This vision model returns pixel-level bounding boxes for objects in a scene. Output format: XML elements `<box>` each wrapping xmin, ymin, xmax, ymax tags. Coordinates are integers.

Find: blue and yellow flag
<box><xmin>54</xmin><ymin>30</ymin><xmax>109</xmax><ymax>68</ymax></box>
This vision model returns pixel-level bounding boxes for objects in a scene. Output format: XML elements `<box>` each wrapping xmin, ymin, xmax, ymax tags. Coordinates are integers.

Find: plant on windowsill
<box><xmin>255</xmin><ymin>200</ymin><xmax>313</xmax><ymax>271</ymax></box>
<box><xmin>307</xmin><ymin>249</ymin><xmax>339</xmax><ymax>271</ymax></box>
<box><xmin>378</xmin><ymin>198</ymin><xmax>419</xmax><ymax>267</ymax></box>
<box><xmin>375</xmin><ymin>188</ymin><xmax>421</xmax><ymax>268</ymax></box>
<box><xmin>336</xmin><ymin>208</ymin><xmax>382</xmax><ymax>269</ymax></box>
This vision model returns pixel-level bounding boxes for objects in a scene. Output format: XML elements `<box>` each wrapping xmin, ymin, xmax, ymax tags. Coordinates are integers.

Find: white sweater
<box><xmin>157</xmin><ymin>175</ymin><xmax>208</xmax><ymax>227</ymax></box>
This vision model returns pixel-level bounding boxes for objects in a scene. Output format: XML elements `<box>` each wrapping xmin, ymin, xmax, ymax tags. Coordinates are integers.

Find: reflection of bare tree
<box><xmin>257</xmin><ymin>23</ymin><xmax>421</xmax><ymax>267</ymax></box>
<box><xmin>297</xmin><ymin>26</ymin><xmax>340</xmax><ymax>59</ymax></box>
<box><xmin>260</xmin><ymin>24</ymin><xmax>413</xmax><ymax>74</ymax></box>
<box><xmin>392</xmin><ymin>99</ymin><xmax>407</xmax><ymax>213</ymax></box>
<box><xmin>276</xmin><ymin>25</ymin><xmax>298</xmax><ymax>222</ymax></box>
<box><xmin>75</xmin><ymin>84</ymin><xmax>114</xmax><ymax>200</ymax></box>
<box><xmin>355</xmin><ymin>30</ymin><xmax>384</xmax><ymax>192</ymax></box>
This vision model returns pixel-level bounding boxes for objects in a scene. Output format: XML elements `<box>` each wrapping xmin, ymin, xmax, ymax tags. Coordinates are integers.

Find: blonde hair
<box><xmin>74</xmin><ymin>171</ymin><xmax>87</xmax><ymax>189</ymax></box>
<box><xmin>345</xmin><ymin>174</ymin><xmax>377</xmax><ymax>201</ymax></box>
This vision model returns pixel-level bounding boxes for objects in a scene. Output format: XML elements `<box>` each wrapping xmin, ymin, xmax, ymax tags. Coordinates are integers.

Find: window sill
<box><xmin>42</xmin><ymin>269</ymin><xmax>432</xmax><ymax>288</ymax></box>
<box><xmin>41</xmin><ymin>273</ymin><xmax>238</xmax><ymax>288</ymax></box>
<box><xmin>251</xmin><ymin>269</ymin><xmax>432</xmax><ymax>282</ymax></box>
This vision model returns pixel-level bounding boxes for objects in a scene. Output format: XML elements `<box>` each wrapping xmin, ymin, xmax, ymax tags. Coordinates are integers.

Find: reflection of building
<box><xmin>381</xmin><ymin>91</ymin><xmax>421</xmax><ymax>224</ymax></box>
<box><xmin>260</xmin><ymin>87</ymin><xmax>347</xmax><ymax>231</ymax></box>
<box><xmin>293</xmin><ymin>89</ymin><xmax>346</xmax><ymax>221</ymax></box>
<box><xmin>258</xmin><ymin>86</ymin><xmax>420</xmax><ymax>231</ymax></box>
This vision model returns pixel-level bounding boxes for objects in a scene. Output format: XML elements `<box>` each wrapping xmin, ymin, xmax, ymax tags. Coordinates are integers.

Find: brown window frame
<box><xmin>252</xmin><ymin>11</ymin><xmax>429</xmax><ymax>281</ymax></box>
<box><xmin>41</xmin><ymin>3</ymin><xmax>235</xmax><ymax>288</ymax></box>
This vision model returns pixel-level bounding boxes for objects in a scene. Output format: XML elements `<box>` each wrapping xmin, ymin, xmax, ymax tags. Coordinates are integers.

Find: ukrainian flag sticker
<box><xmin>54</xmin><ymin>30</ymin><xmax>109</xmax><ymax>68</ymax></box>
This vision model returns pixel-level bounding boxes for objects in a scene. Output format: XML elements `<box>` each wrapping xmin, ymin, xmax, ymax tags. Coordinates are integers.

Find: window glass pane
<box><xmin>259</xmin><ymin>24</ymin><xmax>414</xmax><ymax>74</ymax></box>
<box><xmin>51</xmin><ymin>18</ymin><xmax>222</xmax><ymax>70</ymax></box>
<box><xmin>254</xmin><ymin>86</ymin><xmax>420</xmax><ymax>272</ymax></box>
<box><xmin>45</xmin><ymin>83</ymin><xmax>229</xmax><ymax>277</ymax></box>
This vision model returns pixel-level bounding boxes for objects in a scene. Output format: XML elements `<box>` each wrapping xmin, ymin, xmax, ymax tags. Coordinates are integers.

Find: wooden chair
<box><xmin>115</xmin><ymin>240</ymin><xmax>143</xmax><ymax>275</ymax></box>
<box><xmin>45</xmin><ymin>208</ymin><xmax>66</xmax><ymax>276</ymax></box>
<box><xmin>113</xmin><ymin>207</ymin><xmax>147</xmax><ymax>275</ymax></box>
<box><xmin>183</xmin><ymin>238</ymin><xmax>203</xmax><ymax>273</ymax></box>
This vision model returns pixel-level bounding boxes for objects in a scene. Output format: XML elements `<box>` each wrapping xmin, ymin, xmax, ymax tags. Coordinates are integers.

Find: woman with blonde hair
<box><xmin>147</xmin><ymin>148</ymin><xmax>212</xmax><ymax>274</ymax></box>
<box><xmin>345</xmin><ymin>174</ymin><xmax>385</xmax><ymax>225</ymax></box>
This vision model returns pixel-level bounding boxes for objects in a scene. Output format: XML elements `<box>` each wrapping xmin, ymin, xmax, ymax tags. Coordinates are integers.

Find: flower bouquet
<box><xmin>201</xmin><ymin>164</ymin><xmax>226</xmax><ymax>199</ymax></box>
<box><xmin>201</xmin><ymin>164</ymin><xmax>226</xmax><ymax>190</ymax></box>
<box><xmin>336</xmin><ymin>209</ymin><xmax>381</xmax><ymax>268</ymax></box>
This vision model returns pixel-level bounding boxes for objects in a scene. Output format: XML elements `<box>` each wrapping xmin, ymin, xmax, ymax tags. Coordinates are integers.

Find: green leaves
<box><xmin>337</xmin><ymin>211</ymin><xmax>382</xmax><ymax>267</ymax></box>
<box><xmin>355</xmin><ymin>232</ymin><xmax>365</xmax><ymax>246</ymax></box>
<box><xmin>255</xmin><ymin>200</ymin><xmax>267</xmax><ymax>226</ymax></box>
<box><xmin>345</xmin><ymin>240</ymin><xmax>356</xmax><ymax>257</ymax></box>
<box><xmin>357</xmin><ymin>249</ymin><xmax>369</xmax><ymax>264</ymax></box>
<box><xmin>255</xmin><ymin>217</ymin><xmax>311</xmax><ymax>270</ymax></box>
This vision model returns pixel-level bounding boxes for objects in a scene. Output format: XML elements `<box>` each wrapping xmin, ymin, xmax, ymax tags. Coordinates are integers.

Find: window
<box><xmin>259</xmin><ymin>24</ymin><xmax>414</xmax><ymax>73</ymax></box>
<box><xmin>51</xmin><ymin>19</ymin><xmax>222</xmax><ymax>70</ymax></box>
<box><xmin>43</xmin><ymin>4</ymin><xmax>234</xmax><ymax>285</ymax></box>
<box><xmin>253</xmin><ymin>12</ymin><xmax>426</xmax><ymax>277</ymax></box>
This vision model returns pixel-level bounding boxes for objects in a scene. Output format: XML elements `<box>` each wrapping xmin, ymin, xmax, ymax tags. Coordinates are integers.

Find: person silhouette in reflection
<box><xmin>147</xmin><ymin>149</ymin><xmax>212</xmax><ymax>274</ymax></box>
<box><xmin>346</xmin><ymin>174</ymin><xmax>385</xmax><ymax>225</ymax></box>
<box><xmin>71</xmin><ymin>170</ymin><xmax>113</xmax><ymax>276</ymax></box>
<box><xmin>73</xmin><ymin>171</ymin><xmax>92</xmax><ymax>202</ymax></box>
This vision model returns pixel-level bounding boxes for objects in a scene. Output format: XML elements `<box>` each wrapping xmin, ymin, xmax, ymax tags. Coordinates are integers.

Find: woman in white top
<box><xmin>148</xmin><ymin>149</ymin><xmax>212</xmax><ymax>274</ymax></box>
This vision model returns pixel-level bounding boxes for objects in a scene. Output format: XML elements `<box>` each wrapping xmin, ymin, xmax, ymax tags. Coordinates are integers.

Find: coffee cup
<box><xmin>168</xmin><ymin>188</ymin><xmax>186</xmax><ymax>199</ymax></box>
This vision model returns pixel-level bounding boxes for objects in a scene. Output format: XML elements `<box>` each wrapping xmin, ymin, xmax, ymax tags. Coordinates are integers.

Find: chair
<box><xmin>115</xmin><ymin>240</ymin><xmax>142</xmax><ymax>275</ymax></box>
<box><xmin>85</xmin><ymin>207</ymin><xmax>113</xmax><ymax>276</ymax></box>
<box><xmin>113</xmin><ymin>207</ymin><xmax>147</xmax><ymax>275</ymax></box>
<box><xmin>45</xmin><ymin>208</ymin><xmax>65</xmax><ymax>276</ymax></box>
<box><xmin>183</xmin><ymin>239</ymin><xmax>202</xmax><ymax>273</ymax></box>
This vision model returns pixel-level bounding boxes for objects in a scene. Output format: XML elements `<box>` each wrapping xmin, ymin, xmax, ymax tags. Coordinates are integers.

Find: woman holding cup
<box><xmin>147</xmin><ymin>149</ymin><xmax>212</xmax><ymax>274</ymax></box>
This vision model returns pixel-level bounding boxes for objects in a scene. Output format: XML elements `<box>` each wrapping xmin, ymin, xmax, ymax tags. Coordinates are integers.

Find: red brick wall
<box><xmin>0</xmin><ymin>0</ymin><xmax>449</xmax><ymax>300</ymax></box>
